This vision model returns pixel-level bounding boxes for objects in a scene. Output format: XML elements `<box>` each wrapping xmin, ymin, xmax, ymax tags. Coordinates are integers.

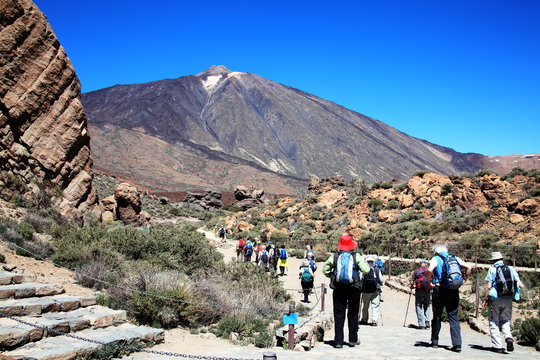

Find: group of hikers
<box><xmin>323</xmin><ymin>234</ymin><xmax>523</xmax><ymax>354</ymax></box>
<box><xmin>222</xmin><ymin>226</ymin><xmax>524</xmax><ymax>354</ymax></box>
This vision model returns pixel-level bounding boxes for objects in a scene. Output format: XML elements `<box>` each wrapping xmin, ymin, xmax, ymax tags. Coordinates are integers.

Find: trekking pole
<box><xmin>403</xmin><ymin>289</ymin><xmax>413</xmax><ymax>327</ymax></box>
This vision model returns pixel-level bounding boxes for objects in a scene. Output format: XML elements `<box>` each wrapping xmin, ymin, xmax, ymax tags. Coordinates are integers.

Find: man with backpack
<box><xmin>218</xmin><ymin>226</ymin><xmax>227</xmax><ymax>242</ymax></box>
<box><xmin>258</xmin><ymin>245</ymin><xmax>270</xmax><ymax>271</ymax></box>
<box><xmin>299</xmin><ymin>259</ymin><xmax>314</xmax><ymax>302</ymax></box>
<box><xmin>277</xmin><ymin>245</ymin><xmax>288</xmax><ymax>276</ymax></box>
<box><xmin>243</xmin><ymin>240</ymin><xmax>254</xmax><ymax>262</ymax></box>
<box><xmin>410</xmin><ymin>259</ymin><xmax>432</xmax><ymax>329</ymax></box>
<box><xmin>236</xmin><ymin>238</ymin><xmax>246</xmax><ymax>261</ymax></box>
<box><xmin>482</xmin><ymin>251</ymin><xmax>523</xmax><ymax>354</ymax></box>
<box><xmin>323</xmin><ymin>234</ymin><xmax>370</xmax><ymax>349</ymax></box>
<box><xmin>360</xmin><ymin>255</ymin><xmax>384</xmax><ymax>326</ymax></box>
<box><xmin>427</xmin><ymin>244</ymin><xmax>471</xmax><ymax>353</ymax></box>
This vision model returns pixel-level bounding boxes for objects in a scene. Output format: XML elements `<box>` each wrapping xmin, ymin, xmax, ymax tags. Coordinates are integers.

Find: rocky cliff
<box><xmin>0</xmin><ymin>0</ymin><xmax>96</xmax><ymax>221</ymax></box>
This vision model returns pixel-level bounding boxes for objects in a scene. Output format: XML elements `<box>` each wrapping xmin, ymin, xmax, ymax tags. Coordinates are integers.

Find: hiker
<box><xmin>304</xmin><ymin>244</ymin><xmax>315</xmax><ymax>260</ymax></box>
<box><xmin>267</xmin><ymin>242</ymin><xmax>278</xmax><ymax>274</ymax></box>
<box><xmin>258</xmin><ymin>245</ymin><xmax>270</xmax><ymax>271</ymax></box>
<box><xmin>309</xmin><ymin>258</ymin><xmax>318</xmax><ymax>273</ymax></box>
<box><xmin>277</xmin><ymin>245</ymin><xmax>288</xmax><ymax>276</ymax></box>
<box><xmin>427</xmin><ymin>244</ymin><xmax>471</xmax><ymax>353</ymax></box>
<box><xmin>299</xmin><ymin>259</ymin><xmax>314</xmax><ymax>303</ymax></box>
<box><xmin>255</xmin><ymin>240</ymin><xmax>263</xmax><ymax>263</ymax></box>
<box><xmin>323</xmin><ymin>234</ymin><xmax>370</xmax><ymax>349</ymax></box>
<box><xmin>482</xmin><ymin>251</ymin><xmax>523</xmax><ymax>354</ymax></box>
<box><xmin>236</xmin><ymin>238</ymin><xmax>246</xmax><ymax>261</ymax></box>
<box><xmin>218</xmin><ymin>226</ymin><xmax>226</xmax><ymax>242</ymax></box>
<box><xmin>360</xmin><ymin>255</ymin><xmax>384</xmax><ymax>326</ymax></box>
<box><xmin>243</xmin><ymin>240</ymin><xmax>254</xmax><ymax>262</ymax></box>
<box><xmin>410</xmin><ymin>259</ymin><xmax>432</xmax><ymax>329</ymax></box>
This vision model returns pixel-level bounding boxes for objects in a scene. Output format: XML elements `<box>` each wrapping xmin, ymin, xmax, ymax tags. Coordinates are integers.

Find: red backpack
<box><xmin>415</xmin><ymin>268</ymin><xmax>431</xmax><ymax>291</ymax></box>
<box><xmin>238</xmin><ymin>239</ymin><xmax>246</xmax><ymax>248</ymax></box>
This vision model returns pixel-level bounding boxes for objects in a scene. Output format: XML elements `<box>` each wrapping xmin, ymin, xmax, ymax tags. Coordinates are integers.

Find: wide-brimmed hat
<box><xmin>338</xmin><ymin>234</ymin><xmax>357</xmax><ymax>251</ymax></box>
<box><xmin>490</xmin><ymin>251</ymin><xmax>504</xmax><ymax>261</ymax></box>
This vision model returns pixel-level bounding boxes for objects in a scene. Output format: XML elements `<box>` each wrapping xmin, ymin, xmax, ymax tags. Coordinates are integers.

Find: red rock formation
<box><xmin>0</xmin><ymin>0</ymin><xmax>96</xmax><ymax>221</ymax></box>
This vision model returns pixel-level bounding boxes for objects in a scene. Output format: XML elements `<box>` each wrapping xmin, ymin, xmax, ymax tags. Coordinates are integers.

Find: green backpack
<box><xmin>301</xmin><ymin>267</ymin><xmax>313</xmax><ymax>282</ymax></box>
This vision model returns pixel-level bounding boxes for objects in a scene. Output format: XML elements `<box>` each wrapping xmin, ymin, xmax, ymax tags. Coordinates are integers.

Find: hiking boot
<box><xmin>425</xmin><ymin>324</ymin><xmax>430</xmax><ymax>329</ymax></box>
<box><xmin>430</xmin><ymin>341</ymin><xmax>438</xmax><ymax>348</ymax></box>
<box><xmin>505</xmin><ymin>338</ymin><xmax>514</xmax><ymax>352</ymax></box>
<box><xmin>359</xmin><ymin>320</ymin><xmax>369</xmax><ymax>325</ymax></box>
<box><xmin>335</xmin><ymin>344</ymin><xmax>343</xmax><ymax>349</ymax></box>
<box><xmin>418</xmin><ymin>326</ymin><xmax>425</xmax><ymax>330</ymax></box>
<box><xmin>348</xmin><ymin>340</ymin><xmax>360</xmax><ymax>347</ymax></box>
<box><xmin>450</xmin><ymin>346</ymin><xmax>461</xmax><ymax>353</ymax></box>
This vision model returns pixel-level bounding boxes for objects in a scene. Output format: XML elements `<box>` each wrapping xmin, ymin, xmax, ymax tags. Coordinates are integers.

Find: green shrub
<box><xmin>476</xmin><ymin>169</ymin><xmax>494</xmax><ymax>177</ymax></box>
<box><xmin>253</xmin><ymin>331</ymin><xmax>274</xmax><ymax>348</ymax></box>
<box><xmin>11</xmin><ymin>194</ymin><xmax>30</xmax><ymax>208</ymax></box>
<box><xmin>394</xmin><ymin>183</ymin><xmax>408</xmax><ymax>192</ymax></box>
<box><xmin>222</xmin><ymin>205</ymin><xmax>243</xmax><ymax>212</ymax></box>
<box><xmin>399</xmin><ymin>211</ymin><xmax>424</xmax><ymax>223</ymax></box>
<box><xmin>412</xmin><ymin>170</ymin><xmax>430</xmax><ymax>178</ymax></box>
<box><xmin>368</xmin><ymin>199</ymin><xmax>383</xmax><ymax>212</ymax></box>
<box><xmin>441</xmin><ymin>183</ymin><xmax>453</xmax><ymax>196</ymax></box>
<box><xmin>513</xmin><ymin>317</ymin><xmax>540</xmax><ymax>345</ymax></box>
<box><xmin>528</xmin><ymin>188</ymin><xmax>540</xmax><ymax>197</ymax></box>
<box><xmin>387</xmin><ymin>199</ymin><xmax>400</xmax><ymax>209</ymax></box>
<box><xmin>15</xmin><ymin>222</ymin><xmax>36</xmax><ymax>241</ymax></box>
<box><xmin>502</xmin><ymin>167</ymin><xmax>526</xmax><ymax>181</ymax></box>
<box><xmin>0</xmin><ymin>253</ymin><xmax>5</xmax><ymax>263</ymax></box>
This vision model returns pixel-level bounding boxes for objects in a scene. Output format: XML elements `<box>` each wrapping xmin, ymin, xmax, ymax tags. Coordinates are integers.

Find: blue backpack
<box><xmin>279</xmin><ymin>249</ymin><xmax>288</xmax><ymax>259</ymax></box>
<box><xmin>245</xmin><ymin>245</ymin><xmax>253</xmax><ymax>256</ymax></box>
<box><xmin>438</xmin><ymin>254</ymin><xmax>463</xmax><ymax>290</ymax></box>
<box><xmin>332</xmin><ymin>251</ymin><xmax>359</xmax><ymax>286</ymax></box>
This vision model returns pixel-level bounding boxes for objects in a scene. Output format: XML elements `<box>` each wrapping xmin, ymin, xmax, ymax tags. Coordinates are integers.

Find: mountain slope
<box><xmin>82</xmin><ymin>65</ymin><xmax>482</xmax><ymax>191</ymax></box>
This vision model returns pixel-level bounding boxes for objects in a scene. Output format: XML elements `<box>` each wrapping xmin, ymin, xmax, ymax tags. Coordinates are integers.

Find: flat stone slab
<box><xmin>0</xmin><ymin>306</ymin><xmax>127</xmax><ymax>349</ymax></box>
<box><xmin>0</xmin><ymin>294</ymin><xmax>96</xmax><ymax>316</ymax></box>
<box><xmin>4</xmin><ymin>323</ymin><xmax>165</xmax><ymax>359</ymax></box>
<box><xmin>0</xmin><ymin>283</ymin><xmax>64</xmax><ymax>300</ymax></box>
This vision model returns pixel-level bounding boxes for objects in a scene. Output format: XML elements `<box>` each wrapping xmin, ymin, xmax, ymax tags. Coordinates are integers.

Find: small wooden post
<box><xmin>321</xmin><ymin>283</ymin><xmax>326</xmax><ymax>312</ymax></box>
<box><xmin>263</xmin><ymin>352</ymin><xmax>277</xmax><ymax>360</ymax></box>
<box><xmin>288</xmin><ymin>303</ymin><xmax>295</xmax><ymax>350</ymax></box>
<box><xmin>475</xmin><ymin>278</ymin><xmax>480</xmax><ymax>318</ymax></box>
<box><xmin>512</xmin><ymin>246</ymin><xmax>516</xmax><ymax>267</ymax></box>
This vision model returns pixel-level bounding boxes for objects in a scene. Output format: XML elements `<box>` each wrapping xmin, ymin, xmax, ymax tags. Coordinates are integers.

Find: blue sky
<box><xmin>34</xmin><ymin>0</ymin><xmax>539</xmax><ymax>156</ymax></box>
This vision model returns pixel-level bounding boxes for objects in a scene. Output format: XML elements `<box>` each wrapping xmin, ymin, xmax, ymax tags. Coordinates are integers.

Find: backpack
<box><xmin>245</xmin><ymin>245</ymin><xmax>253</xmax><ymax>256</ymax></box>
<box><xmin>301</xmin><ymin>267</ymin><xmax>313</xmax><ymax>283</ymax></box>
<box><xmin>494</xmin><ymin>264</ymin><xmax>517</xmax><ymax>296</ymax></box>
<box><xmin>376</xmin><ymin>259</ymin><xmax>384</xmax><ymax>273</ymax></box>
<box><xmin>332</xmin><ymin>251</ymin><xmax>360</xmax><ymax>287</ymax></box>
<box><xmin>309</xmin><ymin>259</ymin><xmax>317</xmax><ymax>272</ymax></box>
<box><xmin>306</xmin><ymin>249</ymin><xmax>315</xmax><ymax>260</ymax></box>
<box><xmin>438</xmin><ymin>254</ymin><xmax>463</xmax><ymax>290</ymax></box>
<box><xmin>279</xmin><ymin>249</ymin><xmax>288</xmax><ymax>259</ymax></box>
<box><xmin>260</xmin><ymin>250</ymin><xmax>269</xmax><ymax>263</ymax></box>
<box><xmin>414</xmin><ymin>268</ymin><xmax>431</xmax><ymax>291</ymax></box>
<box><xmin>362</xmin><ymin>267</ymin><xmax>379</xmax><ymax>293</ymax></box>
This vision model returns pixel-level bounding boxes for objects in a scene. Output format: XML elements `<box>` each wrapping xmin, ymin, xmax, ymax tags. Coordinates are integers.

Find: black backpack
<box><xmin>495</xmin><ymin>264</ymin><xmax>517</xmax><ymax>296</ymax></box>
<box><xmin>362</xmin><ymin>267</ymin><xmax>379</xmax><ymax>293</ymax></box>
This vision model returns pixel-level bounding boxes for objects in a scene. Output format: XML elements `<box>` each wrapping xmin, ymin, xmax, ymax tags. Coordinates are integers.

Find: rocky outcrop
<box><xmin>233</xmin><ymin>185</ymin><xmax>266</xmax><ymax>210</ymax></box>
<box><xmin>97</xmin><ymin>183</ymin><xmax>149</xmax><ymax>226</ymax></box>
<box><xmin>184</xmin><ymin>190</ymin><xmax>222</xmax><ymax>210</ymax></box>
<box><xmin>308</xmin><ymin>176</ymin><xmax>345</xmax><ymax>194</ymax></box>
<box><xmin>0</xmin><ymin>0</ymin><xmax>96</xmax><ymax>220</ymax></box>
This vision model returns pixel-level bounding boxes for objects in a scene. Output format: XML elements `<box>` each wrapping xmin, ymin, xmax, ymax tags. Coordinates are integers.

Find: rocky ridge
<box><xmin>0</xmin><ymin>0</ymin><xmax>97</xmax><ymax>223</ymax></box>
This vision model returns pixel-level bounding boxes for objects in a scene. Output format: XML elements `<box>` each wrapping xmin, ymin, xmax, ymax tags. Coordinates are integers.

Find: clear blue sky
<box><xmin>34</xmin><ymin>0</ymin><xmax>539</xmax><ymax>156</ymax></box>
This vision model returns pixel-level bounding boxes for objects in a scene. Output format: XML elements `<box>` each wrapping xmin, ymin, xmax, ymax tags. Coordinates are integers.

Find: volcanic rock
<box><xmin>184</xmin><ymin>191</ymin><xmax>222</xmax><ymax>210</ymax></box>
<box><xmin>0</xmin><ymin>0</ymin><xmax>97</xmax><ymax>218</ymax></box>
<box><xmin>113</xmin><ymin>183</ymin><xmax>147</xmax><ymax>225</ymax></box>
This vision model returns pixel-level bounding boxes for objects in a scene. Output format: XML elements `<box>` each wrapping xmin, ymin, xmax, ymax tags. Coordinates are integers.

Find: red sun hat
<box><xmin>338</xmin><ymin>234</ymin><xmax>357</xmax><ymax>251</ymax></box>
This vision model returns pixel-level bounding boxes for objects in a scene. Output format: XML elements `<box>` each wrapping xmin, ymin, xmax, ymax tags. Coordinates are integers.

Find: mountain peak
<box><xmin>197</xmin><ymin>65</ymin><xmax>232</xmax><ymax>77</ymax></box>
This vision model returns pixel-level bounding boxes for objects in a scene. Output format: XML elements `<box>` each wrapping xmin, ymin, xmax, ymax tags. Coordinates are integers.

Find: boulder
<box><xmin>113</xmin><ymin>183</ymin><xmax>148</xmax><ymax>226</ymax></box>
<box><xmin>184</xmin><ymin>191</ymin><xmax>222</xmax><ymax>210</ymax></box>
<box><xmin>233</xmin><ymin>185</ymin><xmax>265</xmax><ymax>209</ymax></box>
<box><xmin>515</xmin><ymin>198</ymin><xmax>538</xmax><ymax>215</ymax></box>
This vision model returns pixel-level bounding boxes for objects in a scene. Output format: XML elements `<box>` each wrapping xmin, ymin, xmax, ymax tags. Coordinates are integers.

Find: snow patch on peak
<box><xmin>202</xmin><ymin>75</ymin><xmax>222</xmax><ymax>92</ymax></box>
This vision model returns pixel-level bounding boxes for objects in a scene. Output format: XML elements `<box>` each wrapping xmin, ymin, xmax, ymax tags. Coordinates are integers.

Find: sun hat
<box><xmin>366</xmin><ymin>255</ymin><xmax>377</xmax><ymax>262</ymax></box>
<box><xmin>418</xmin><ymin>259</ymin><xmax>429</xmax><ymax>264</ymax></box>
<box><xmin>490</xmin><ymin>251</ymin><xmax>504</xmax><ymax>261</ymax></box>
<box><xmin>338</xmin><ymin>234</ymin><xmax>357</xmax><ymax>251</ymax></box>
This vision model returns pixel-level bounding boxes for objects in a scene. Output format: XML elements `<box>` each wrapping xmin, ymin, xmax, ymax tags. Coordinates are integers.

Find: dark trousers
<box><xmin>431</xmin><ymin>287</ymin><xmax>462</xmax><ymax>346</ymax></box>
<box><xmin>333</xmin><ymin>285</ymin><xmax>361</xmax><ymax>346</ymax></box>
<box><xmin>301</xmin><ymin>281</ymin><xmax>313</xmax><ymax>302</ymax></box>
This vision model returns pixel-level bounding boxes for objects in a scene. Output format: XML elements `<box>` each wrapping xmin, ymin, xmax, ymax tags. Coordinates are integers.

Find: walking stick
<box><xmin>403</xmin><ymin>289</ymin><xmax>413</xmax><ymax>327</ymax></box>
